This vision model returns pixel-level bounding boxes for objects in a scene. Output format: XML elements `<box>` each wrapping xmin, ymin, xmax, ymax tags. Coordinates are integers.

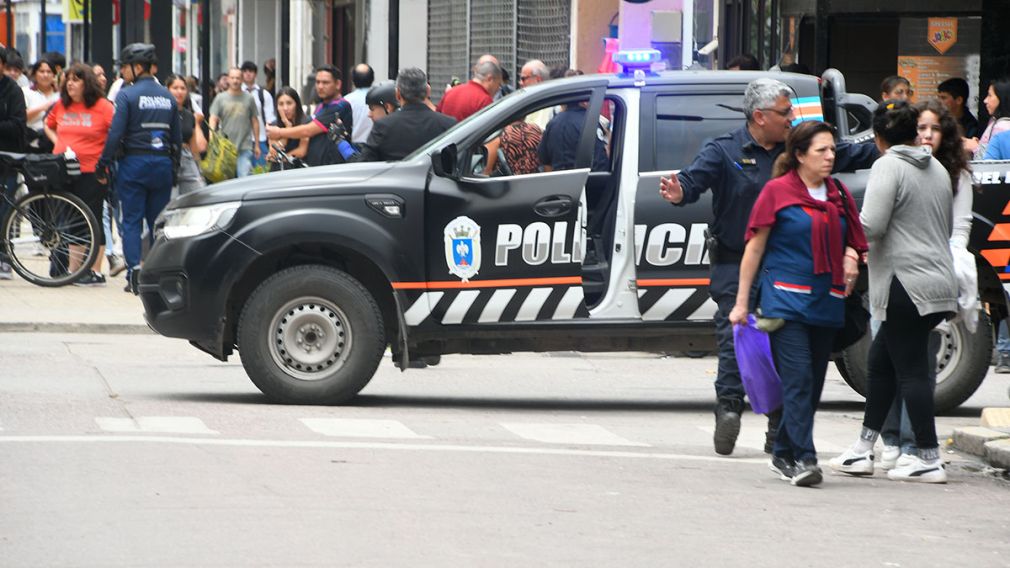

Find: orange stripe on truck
<box><xmin>636</xmin><ymin>278</ymin><xmax>711</xmax><ymax>287</ymax></box>
<box><xmin>980</xmin><ymin>249</ymin><xmax>1010</xmax><ymax>267</ymax></box>
<box><xmin>989</xmin><ymin>223</ymin><xmax>1010</xmax><ymax>242</ymax></box>
<box><xmin>391</xmin><ymin>276</ymin><xmax>583</xmax><ymax>290</ymax></box>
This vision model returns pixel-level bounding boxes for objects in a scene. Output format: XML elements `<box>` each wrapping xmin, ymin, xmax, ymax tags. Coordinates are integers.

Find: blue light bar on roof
<box><xmin>613</xmin><ymin>49</ymin><xmax>661</xmax><ymax>70</ymax></box>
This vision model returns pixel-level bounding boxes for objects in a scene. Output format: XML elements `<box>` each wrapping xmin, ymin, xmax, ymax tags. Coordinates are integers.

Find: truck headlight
<box><xmin>160</xmin><ymin>202</ymin><xmax>240</xmax><ymax>240</ymax></box>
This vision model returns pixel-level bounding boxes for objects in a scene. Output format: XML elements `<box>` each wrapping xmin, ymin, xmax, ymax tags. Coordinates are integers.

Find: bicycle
<box><xmin>0</xmin><ymin>151</ymin><xmax>101</xmax><ymax>287</ymax></box>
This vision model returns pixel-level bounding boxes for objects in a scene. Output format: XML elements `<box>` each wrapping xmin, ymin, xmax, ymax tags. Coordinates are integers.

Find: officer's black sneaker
<box><xmin>713</xmin><ymin>398</ymin><xmax>743</xmax><ymax>456</ymax></box>
<box><xmin>769</xmin><ymin>455</ymin><xmax>797</xmax><ymax>481</ymax></box>
<box><xmin>791</xmin><ymin>459</ymin><xmax>823</xmax><ymax>487</ymax></box>
<box><xmin>765</xmin><ymin>408</ymin><xmax>783</xmax><ymax>454</ymax></box>
<box><xmin>74</xmin><ymin>271</ymin><xmax>106</xmax><ymax>287</ymax></box>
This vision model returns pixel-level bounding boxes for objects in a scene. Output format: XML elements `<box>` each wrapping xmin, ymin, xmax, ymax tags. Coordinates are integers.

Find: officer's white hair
<box><xmin>522</xmin><ymin>59</ymin><xmax>550</xmax><ymax>81</ymax></box>
<box><xmin>743</xmin><ymin>78</ymin><xmax>793</xmax><ymax>121</ymax></box>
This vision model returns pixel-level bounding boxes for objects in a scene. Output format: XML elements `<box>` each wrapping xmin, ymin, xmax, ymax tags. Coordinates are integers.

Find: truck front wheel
<box><xmin>838</xmin><ymin>313</ymin><xmax>992</xmax><ymax>414</ymax></box>
<box><xmin>237</xmin><ymin>265</ymin><xmax>386</xmax><ymax>404</ymax></box>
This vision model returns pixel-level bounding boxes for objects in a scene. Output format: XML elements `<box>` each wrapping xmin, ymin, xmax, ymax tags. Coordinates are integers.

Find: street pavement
<box><xmin>0</xmin><ymin>273</ymin><xmax>147</xmax><ymax>333</ymax></box>
<box><xmin>1</xmin><ymin>278</ymin><xmax>1009</xmax><ymax>566</ymax></box>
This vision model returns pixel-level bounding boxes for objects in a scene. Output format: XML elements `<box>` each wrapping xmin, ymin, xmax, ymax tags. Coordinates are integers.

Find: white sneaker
<box><xmin>880</xmin><ymin>445</ymin><xmax>901</xmax><ymax>470</ymax></box>
<box><xmin>887</xmin><ymin>455</ymin><xmax>947</xmax><ymax>483</ymax></box>
<box><xmin>895</xmin><ymin>453</ymin><xmax>917</xmax><ymax>469</ymax></box>
<box><xmin>828</xmin><ymin>446</ymin><xmax>875</xmax><ymax>476</ymax></box>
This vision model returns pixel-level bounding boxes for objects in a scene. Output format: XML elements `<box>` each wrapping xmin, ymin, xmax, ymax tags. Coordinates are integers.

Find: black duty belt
<box><xmin>710</xmin><ymin>244</ymin><xmax>743</xmax><ymax>264</ymax></box>
<box><xmin>123</xmin><ymin>149</ymin><xmax>171</xmax><ymax>157</ymax></box>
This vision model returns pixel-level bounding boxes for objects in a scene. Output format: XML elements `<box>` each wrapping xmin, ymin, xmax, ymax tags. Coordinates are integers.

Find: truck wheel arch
<box><xmin>224</xmin><ymin>241</ymin><xmax>400</xmax><ymax>355</ymax></box>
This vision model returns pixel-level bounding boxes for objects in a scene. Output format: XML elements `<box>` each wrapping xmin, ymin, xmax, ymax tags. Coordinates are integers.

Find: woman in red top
<box><xmin>44</xmin><ymin>63</ymin><xmax>115</xmax><ymax>286</ymax></box>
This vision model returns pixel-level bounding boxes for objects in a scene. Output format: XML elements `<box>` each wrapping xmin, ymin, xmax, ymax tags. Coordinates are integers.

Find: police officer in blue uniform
<box><xmin>660</xmin><ymin>78</ymin><xmax>878</xmax><ymax>456</ymax></box>
<box><xmin>98</xmin><ymin>43</ymin><xmax>181</xmax><ymax>291</ymax></box>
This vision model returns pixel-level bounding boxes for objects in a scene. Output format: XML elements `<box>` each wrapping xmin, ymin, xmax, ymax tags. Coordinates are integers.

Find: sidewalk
<box><xmin>0</xmin><ymin>273</ymin><xmax>150</xmax><ymax>333</ymax></box>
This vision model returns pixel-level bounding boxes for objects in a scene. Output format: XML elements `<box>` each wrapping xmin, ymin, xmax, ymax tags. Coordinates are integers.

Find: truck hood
<box><xmin>169</xmin><ymin>162</ymin><xmax>397</xmax><ymax>208</ymax></box>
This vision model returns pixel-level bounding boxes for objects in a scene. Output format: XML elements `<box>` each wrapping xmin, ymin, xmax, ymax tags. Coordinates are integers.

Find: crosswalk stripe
<box><xmin>696</xmin><ymin>426</ymin><xmax>846</xmax><ymax>454</ymax></box>
<box><xmin>300</xmin><ymin>418</ymin><xmax>431</xmax><ymax>439</ymax></box>
<box><xmin>501</xmin><ymin>423</ymin><xmax>649</xmax><ymax>447</ymax></box>
<box><xmin>95</xmin><ymin>416</ymin><xmax>219</xmax><ymax>435</ymax></box>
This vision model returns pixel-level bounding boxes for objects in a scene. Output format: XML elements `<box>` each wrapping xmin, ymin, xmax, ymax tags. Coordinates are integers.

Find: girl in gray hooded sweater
<box><xmin>829</xmin><ymin>101</ymin><xmax>957</xmax><ymax>484</ymax></box>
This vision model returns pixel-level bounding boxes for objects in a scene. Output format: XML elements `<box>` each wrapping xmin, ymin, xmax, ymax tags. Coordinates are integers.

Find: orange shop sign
<box><xmin>928</xmin><ymin>17</ymin><xmax>958</xmax><ymax>55</ymax></box>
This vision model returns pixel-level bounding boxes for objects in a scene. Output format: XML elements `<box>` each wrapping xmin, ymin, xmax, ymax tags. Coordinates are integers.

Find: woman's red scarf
<box><xmin>745</xmin><ymin>170</ymin><xmax>868</xmax><ymax>287</ymax></box>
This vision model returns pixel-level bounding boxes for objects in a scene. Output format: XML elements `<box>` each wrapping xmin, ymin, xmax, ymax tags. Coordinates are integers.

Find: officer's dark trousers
<box><xmin>769</xmin><ymin>320</ymin><xmax>834</xmax><ymax>462</ymax></box>
<box><xmin>709</xmin><ymin>262</ymin><xmax>746</xmax><ymax>402</ymax></box>
<box><xmin>116</xmin><ymin>155</ymin><xmax>173</xmax><ymax>273</ymax></box>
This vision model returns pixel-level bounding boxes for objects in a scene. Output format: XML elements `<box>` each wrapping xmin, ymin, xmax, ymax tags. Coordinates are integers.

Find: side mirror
<box><xmin>431</xmin><ymin>143</ymin><xmax>458</xmax><ymax>178</ymax></box>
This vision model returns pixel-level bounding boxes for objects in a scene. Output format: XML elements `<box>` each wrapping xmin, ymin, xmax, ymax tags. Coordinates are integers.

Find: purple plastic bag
<box><xmin>732</xmin><ymin>314</ymin><xmax>783</xmax><ymax>415</ymax></box>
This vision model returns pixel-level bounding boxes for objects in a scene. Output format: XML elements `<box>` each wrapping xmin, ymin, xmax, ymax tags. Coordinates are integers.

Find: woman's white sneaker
<box><xmin>828</xmin><ymin>446</ymin><xmax>875</xmax><ymax>476</ymax></box>
<box><xmin>886</xmin><ymin>456</ymin><xmax>947</xmax><ymax>483</ymax></box>
<box><xmin>879</xmin><ymin>445</ymin><xmax>901</xmax><ymax>470</ymax></box>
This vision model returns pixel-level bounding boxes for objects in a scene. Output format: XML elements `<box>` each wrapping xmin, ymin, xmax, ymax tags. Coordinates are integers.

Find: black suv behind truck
<box><xmin>139</xmin><ymin>70</ymin><xmax>1007</xmax><ymax>410</ymax></box>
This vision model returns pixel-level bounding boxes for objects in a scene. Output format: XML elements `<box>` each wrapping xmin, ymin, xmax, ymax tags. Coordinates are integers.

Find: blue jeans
<box><xmin>769</xmin><ymin>320</ymin><xmax>835</xmax><ymax>462</ymax></box>
<box><xmin>710</xmin><ymin>263</ymin><xmax>746</xmax><ymax>402</ymax></box>
<box><xmin>236</xmin><ymin>149</ymin><xmax>254</xmax><ymax>178</ymax></box>
<box><xmin>254</xmin><ymin>140</ymin><xmax>269</xmax><ymax>168</ymax></box>
<box><xmin>102</xmin><ymin>199</ymin><xmax>123</xmax><ymax>257</ymax></box>
<box><xmin>997</xmin><ymin>320</ymin><xmax>1010</xmax><ymax>355</ymax></box>
<box><xmin>116</xmin><ymin>155</ymin><xmax>173</xmax><ymax>274</ymax></box>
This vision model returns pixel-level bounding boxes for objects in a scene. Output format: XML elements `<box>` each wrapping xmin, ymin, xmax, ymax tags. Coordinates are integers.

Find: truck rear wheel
<box><xmin>838</xmin><ymin>313</ymin><xmax>991</xmax><ymax>414</ymax></box>
<box><xmin>237</xmin><ymin>265</ymin><xmax>386</xmax><ymax>404</ymax></box>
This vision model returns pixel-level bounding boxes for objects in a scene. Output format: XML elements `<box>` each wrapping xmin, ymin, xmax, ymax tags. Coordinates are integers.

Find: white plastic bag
<box><xmin>951</xmin><ymin>245</ymin><xmax>979</xmax><ymax>333</ymax></box>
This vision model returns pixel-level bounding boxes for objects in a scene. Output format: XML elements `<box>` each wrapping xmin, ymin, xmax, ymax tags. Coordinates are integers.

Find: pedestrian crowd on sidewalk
<box><xmin>0</xmin><ymin>40</ymin><xmax>593</xmax><ymax>291</ymax></box>
<box><xmin>662</xmin><ymin>52</ymin><xmax>1010</xmax><ymax>486</ymax></box>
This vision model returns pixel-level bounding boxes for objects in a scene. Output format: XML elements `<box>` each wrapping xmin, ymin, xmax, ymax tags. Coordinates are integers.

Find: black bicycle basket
<box><xmin>20</xmin><ymin>154</ymin><xmax>80</xmax><ymax>191</ymax></box>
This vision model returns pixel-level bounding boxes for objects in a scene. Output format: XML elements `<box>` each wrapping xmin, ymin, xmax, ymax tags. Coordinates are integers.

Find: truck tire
<box><xmin>839</xmin><ymin>313</ymin><xmax>992</xmax><ymax>414</ymax></box>
<box><xmin>237</xmin><ymin>265</ymin><xmax>386</xmax><ymax>405</ymax></box>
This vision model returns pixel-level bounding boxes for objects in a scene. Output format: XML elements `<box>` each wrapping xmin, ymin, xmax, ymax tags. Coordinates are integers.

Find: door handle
<box><xmin>533</xmin><ymin>195</ymin><xmax>573</xmax><ymax>218</ymax></box>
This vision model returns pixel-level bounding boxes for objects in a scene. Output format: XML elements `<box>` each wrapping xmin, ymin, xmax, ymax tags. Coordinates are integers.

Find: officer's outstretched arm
<box><xmin>674</xmin><ymin>140</ymin><xmax>725</xmax><ymax>206</ymax></box>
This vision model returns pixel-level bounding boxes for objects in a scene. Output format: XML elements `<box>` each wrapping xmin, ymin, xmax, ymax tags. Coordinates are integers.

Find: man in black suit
<box><xmin>355</xmin><ymin>67</ymin><xmax>455</xmax><ymax>162</ymax></box>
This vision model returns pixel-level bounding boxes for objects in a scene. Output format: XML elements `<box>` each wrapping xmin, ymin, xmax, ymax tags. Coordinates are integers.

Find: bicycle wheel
<box><xmin>2</xmin><ymin>190</ymin><xmax>100</xmax><ymax>287</ymax></box>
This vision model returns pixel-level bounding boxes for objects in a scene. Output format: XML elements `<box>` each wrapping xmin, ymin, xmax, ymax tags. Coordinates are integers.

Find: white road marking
<box><xmin>0</xmin><ymin>435</ymin><xmax>767</xmax><ymax>464</ymax></box>
<box><xmin>95</xmin><ymin>416</ymin><xmax>219</xmax><ymax>435</ymax></box>
<box><xmin>441</xmin><ymin>290</ymin><xmax>481</xmax><ymax>324</ymax></box>
<box><xmin>515</xmin><ymin>288</ymin><xmax>553</xmax><ymax>322</ymax></box>
<box><xmin>300</xmin><ymin>418</ymin><xmax>431</xmax><ymax>439</ymax></box>
<box><xmin>697</xmin><ymin>425</ymin><xmax>845</xmax><ymax>454</ymax></box>
<box><xmin>501</xmin><ymin>423</ymin><xmax>649</xmax><ymax>447</ymax></box>
<box><xmin>403</xmin><ymin>292</ymin><xmax>444</xmax><ymax>326</ymax></box>
<box><xmin>642</xmin><ymin>289</ymin><xmax>694</xmax><ymax>321</ymax></box>
<box><xmin>478</xmin><ymin>289</ymin><xmax>517</xmax><ymax>323</ymax></box>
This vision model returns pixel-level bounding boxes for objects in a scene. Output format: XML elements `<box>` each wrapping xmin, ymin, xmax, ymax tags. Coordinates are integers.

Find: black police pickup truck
<box><xmin>139</xmin><ymin>64</ymin><xmax>1008</xmax><ymax>410</ymax></box>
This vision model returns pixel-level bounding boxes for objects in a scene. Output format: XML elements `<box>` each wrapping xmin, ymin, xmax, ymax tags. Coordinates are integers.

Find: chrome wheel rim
<box><xmin>932</xmin><ymin>320</ymin><xmax>961</xmax><ymax>387</ymax></box>
<box><xmin>268</xmin><ymin>296</ymin><xmax>351</xmax><ymax>380</ymax></box>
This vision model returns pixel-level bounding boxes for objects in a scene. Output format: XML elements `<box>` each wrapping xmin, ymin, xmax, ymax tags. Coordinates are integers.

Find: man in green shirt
<box><xmin>209</xmin><ymin>67</ymin><xmax>260</xmax><ymax>177</ymax></box>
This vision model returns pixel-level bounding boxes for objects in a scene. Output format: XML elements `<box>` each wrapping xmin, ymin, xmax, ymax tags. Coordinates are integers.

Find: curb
<box><xmin>952</xmin><ymin>426</ymin><xmax>1010</xmax><ymax>457</ymax></box>
<box><xmin>984</xmin><ymin>439</ymin><xmax>1010</xmax><ymax>470</ymax></box>
<box><xmin>0</xmin><ymin>322</ymin><xmax>153</xmax><ymax>334</ymax></box>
